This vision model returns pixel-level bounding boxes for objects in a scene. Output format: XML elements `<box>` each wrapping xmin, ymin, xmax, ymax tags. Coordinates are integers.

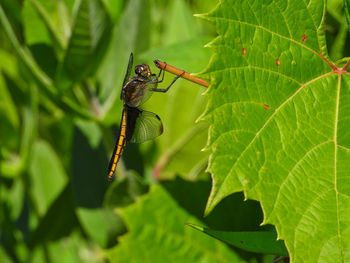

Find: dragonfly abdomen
<box><xmin>107</xmin><ymin>109</ymin><xmax>128</xmax><ymax>179</ymax></box>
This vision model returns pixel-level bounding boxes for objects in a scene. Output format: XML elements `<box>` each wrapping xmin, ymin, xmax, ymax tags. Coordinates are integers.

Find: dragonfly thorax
<box><xmin>122</xmin><ymin>75</ymin><xmax>157</xmax><ymax>107</ymax></box>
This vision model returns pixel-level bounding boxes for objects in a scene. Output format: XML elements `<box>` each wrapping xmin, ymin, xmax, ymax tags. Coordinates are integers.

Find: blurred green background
<box><xmin>0</xmin><ymin>0</ymin><xmax>349</xmax><ymax>262</ymax></box>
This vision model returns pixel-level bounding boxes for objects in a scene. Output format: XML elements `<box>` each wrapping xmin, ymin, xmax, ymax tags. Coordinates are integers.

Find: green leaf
<box><xmin>161</xmin><ymin>177</ymin><xmax>266</xmax><ymax>233</ymax></box>
<box><xmin>101</xmin><ymin>0</ymin><xmax>124</xmax><ymax>23</ymax></box>
<box><xmin>75</xmin><ymin>171</ymin><xmax>148</xmax><ymax>248</ymax></box>
<box><xmin>202</xmin><ymin>0</ymin><xmax>350</xmax><ymax>262</ymax></box>
<box><xmin>71</xmin><ymin>126</ymin><xmax>108</xmax><ymax>208</ymax></box>
<box><xmin>326</xmin><ymin>1</ymin><xmax>349</xmax><ymax>61</ymax></box>
<box><xmin>30</xmin><ymin>231</ymin><xmax>102</xmax><ymax>263</ymax></box>
<box><xmin>161</xmin><ymin>0</ymin><xmax>200</xmax><ymax>46</ymax></box>
<box><xmin>58</xmin><ymin>0</ymin><xmax>112</xmax><ymax>84</ymax></box>
<box><xmin>19</xmin><ymin>90</ymin><xmax>38</xmax><ymax>170</ymax></box>
<box><xmin>0</xmin><ymin>5</ymin><xmax>95</xmax><ymax>120</ymax></box>
<box><xmin>28</xmin><ymin>185</ymin><xmax>78</xmax><ymax>248</ymax></box>
<box><xmin>71</xmin><ymin>126</ymin><xmax>109</xmax><ymax>246</ymax></box>
<box><xmin>0</xmin><ymin>246</ymin><xmax>12</xmax><ymax>263</ymax></box>
<box><xmin>0</xmin><ymin>68</ymin><xmax>19</xmax><ymax>149</ymax></box>
<box><xmin>76</xmin><ymin>208</ymin><xmax>109</xmax><ymax>247</ymax></box>
<box><xmin>0</xmin><ymin>5</ymin><xmax>55</xmax><ymax>90</ymax></box>
<box><xmin>103</xmin><ymin>171</ymin><xmax>148</xmax><ymax>247</ymax></box>
<box><xmin>29</xmin><ymin>140</ymin><xmax>68</xmax><ymax>216</ymax></box>
<box><xmin>345</xmin><ymin>0</ymin><xmax>350</xmax><ymax>33</ymax></box>
<box><xmin>103</xmin><ymin>171</ymin><xmax>148</xmax><ymax>209</ymax></box>
<box><xmin>187</xmin><ymin>224</ymin><xmax>288</xmax><ymax>256</ymax></box>
<box><xmin>22</xmin><ymin>0</ymin><xmax>52</xmax><ymax>45</ymax></box>
<box><xmin>1</xmin><ymin>93</ymin><xmax>37</xmax><ymax>178</ymax></box>
<box><xmin>0</xmin><ymin>0</ymin><xmax>22</xmax><ymax>26</ymax></box>
<box><xmin>22</xmin><ymin>0</ymin><xmax>74</xmax><ymax>51</ymax></box>
<box><xmin>107</xmin><ymin>184</ymin><xmax>244</xmax><ymax>263</ymax></box>
<box><xmin>0</xmin><ymin>180</ymin><xmax>24</xmax><ymax>220</ymax></box>
<box><xmin>75</xmin><ymin>119</ymin><xmax>102</xmax><ymax>149</ymax></box>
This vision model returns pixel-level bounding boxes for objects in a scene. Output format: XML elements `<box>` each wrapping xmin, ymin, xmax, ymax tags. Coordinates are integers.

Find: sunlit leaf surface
<box><xmin>202</xmin><ymin>0</ymin><xmax>350</xmax><ymax>262</ymax></box>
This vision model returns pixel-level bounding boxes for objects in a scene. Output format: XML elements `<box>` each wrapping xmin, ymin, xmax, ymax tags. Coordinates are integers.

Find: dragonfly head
<box><xmin>135</xmin><ymin>64</ymin><xmax>151</xmax><ymax>78</ymax></box>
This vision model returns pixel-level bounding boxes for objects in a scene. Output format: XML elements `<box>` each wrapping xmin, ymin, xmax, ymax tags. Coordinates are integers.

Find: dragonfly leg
<box><xmin>155</xmin><ymin>62</ymin><xmax>166</xmax><ymax>82</ymax></box>
<box><xmin>150</xmin><ymin>70</ymin><xmax>185</xmax><ymax>93</ymax></box>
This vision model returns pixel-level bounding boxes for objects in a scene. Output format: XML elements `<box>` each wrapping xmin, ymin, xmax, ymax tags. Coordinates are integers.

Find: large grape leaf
<box><xmin>201</xmin><ymin>0</ymin><xmax>350</xmax><ymax>262</ymax></box>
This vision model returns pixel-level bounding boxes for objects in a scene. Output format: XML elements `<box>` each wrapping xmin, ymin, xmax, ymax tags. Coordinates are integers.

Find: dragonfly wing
<box><xmin>121</xmin><ymin>53</ymin><xmax>134</xmax><ymax>99</ymax></box>
<box><xmin>123</xmin><ymin>80</ymin><xmax>157</xmax><ymax>107</ymax></box>
<box><xmin>134</xmin><ymin>76</ymin><xmax>159</xmax><ymax>106</ymax></box>
<box><xmin>139</xmin><ymin>82</ymin><xmax>156</xmax><ymax>105</ymax></box>
<box><xmin>126</xmin><ymin>107</ymin><xmax>163</xmax><ymax>143</ymax></box>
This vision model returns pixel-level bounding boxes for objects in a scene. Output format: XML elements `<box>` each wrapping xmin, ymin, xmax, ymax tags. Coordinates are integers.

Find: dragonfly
<box><xmin>107</xmin><ymin>53</ymin><xmax>183</xmax><ymax>180</ymax></box>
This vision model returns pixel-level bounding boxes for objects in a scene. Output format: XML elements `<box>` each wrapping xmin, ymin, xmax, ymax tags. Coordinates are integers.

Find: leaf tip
<box><xmin>204</xmin><ymin>42</ymin><xmax>212</xmax><ymax>48</ymax></box>
<box><xmin>185</xmin><ymin>223</ymin><xmax>204</xmax><ymax>232</ymax></box>
<box><xmin>193</xmin><ymin>13</ymin><xmax>211</xmax><ymax>21</ymax></box>
<box><xmin>195</xmin><ymin>108</ymin><xmax>209</xmax><ymax>123</ymax></box>
<box><xmin>201</xmin><ymin>146</ymin><xmax>208</xmax><ymax>152</ymax></box>
<box><xmin>204</xmin><ymin>193</ymin><xmax>219</xmax><ymax>217</ymax></box>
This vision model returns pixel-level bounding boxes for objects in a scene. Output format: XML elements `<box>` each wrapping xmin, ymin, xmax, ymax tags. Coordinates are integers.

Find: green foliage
<box><xmin>107</xmin><ymin>184</ymin><xmax>244</xmax><ymax>263</ymax></box>
<box><xmin>345</xmin><ymin>0</ymin><xmax>350</xmax><ymax>33</ymax></box>
<box><xmin>29</xmin><ymin>140</ymin><xmax>68</xmax><ymax>216</ymax></box>
<box><xmin>0</xmin><ymin>0</ymin><xmax>349</xmax><ymax>262</ymax></box>
<box><xmin>187</xmin><ymin>224</ymin><xmax>288</xmax><ymax>256</ymax></box>
<box><xmin>202</xmin><ymin>0</ymin><xmax>350</xmax><ymax>262</ymax></box>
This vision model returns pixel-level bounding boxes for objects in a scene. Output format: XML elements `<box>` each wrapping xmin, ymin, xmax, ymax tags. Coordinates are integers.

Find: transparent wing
<box><xmin>137</xmin><ymin>75</ymin><xmax>159</xmax><ymax>106</ymax></box>
<box><xmin>124</xmin><ymin>77</ymin><xmax>158</xmax><ymax>107</ymax></box>
<box><xmin>126</xmin><ymin>107</ymin><xmax>163</xmax><ymax>143</ymax></box>
<box><xmin>138</xmin><ymin>80</ymin><xmax>157</xmax><ymax>106</ymax></box>
<box><xmin>121</xmin><ymin>53</ymin><xmax>134</xmax><ymax>99</ymax></box>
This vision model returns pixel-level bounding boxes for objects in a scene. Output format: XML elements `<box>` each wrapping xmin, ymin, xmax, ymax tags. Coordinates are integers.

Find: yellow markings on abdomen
<box><xmin>108</xmin><ymin>110</ymin><xmax>128</xmax><ymax>180</ymax></box>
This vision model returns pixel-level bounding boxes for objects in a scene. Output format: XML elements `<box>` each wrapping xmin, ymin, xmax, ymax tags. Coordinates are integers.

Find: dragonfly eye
<box><xmin>135</xmin><ymin>64</ymin><xmax>151</xmax><ymax>77</ymax></box>
<box><xmin>135</xmin><ymin>65</ymin><xmax>143</xmax><ymax>75</ymax></box>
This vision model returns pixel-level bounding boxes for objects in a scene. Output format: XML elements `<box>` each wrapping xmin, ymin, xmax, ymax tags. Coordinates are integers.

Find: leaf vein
<box><xmin>274</xmin><ymin>1</ymin><xmax>292</xmax><ymax>38</ymax></box>
<box><xmin>301</xmin><ymin>0</ymin><xmax>321</xmax><ymax>51</ymax></box>
<box><xmin>268</xmin><ymin>140</ymin><xmax>333</xmax><ymax>222</ymax></box>
<box><xmin>293</xmin><ymin>188</ymin><xmax>333</xmax><ymax>251</ymax></box>
<box><xmin>334</xmin><ymin>74</ymin><xmax>344</xmax><ymax>260</ymax></box>
<box><xmin>214</xmin><ymin>16</ymin><xmax>322</xmax><ymax>59</ymax></box>
<box><xmin>207</xmin><ymin>64</ymin><xmax>302</xmax><ymax>85</ymax></box>
<box><xmin>215</xmin><ymin>71</ymin><xmax>333</xmax><ymax>202</ymax></box>
<box><xmin>337</xmin><ymin>144</ymin><xmax>350</xmax><ymax>152</ymax></box>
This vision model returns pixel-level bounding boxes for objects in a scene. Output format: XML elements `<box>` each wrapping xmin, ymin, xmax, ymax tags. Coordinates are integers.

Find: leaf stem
<box><xmin>318</xmin><ymin>53</ymin><xmax>337</xmax><ymax>71</ymax></box>
<box><xmin>343</xmin><ymin>61</ymin><xmax>350</xmax><ymax>71</ymax></box>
